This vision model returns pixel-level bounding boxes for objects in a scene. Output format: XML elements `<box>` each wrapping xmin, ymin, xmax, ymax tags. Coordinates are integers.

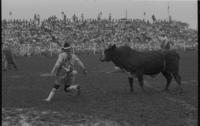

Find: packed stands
<box><xmin>1</xmin><ymin>14</ymin><xmax>197</xmax><ymax>56</ymax></box>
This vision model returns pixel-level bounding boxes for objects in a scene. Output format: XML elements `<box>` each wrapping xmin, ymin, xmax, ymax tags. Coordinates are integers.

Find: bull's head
<box><xmin>100</xmin><ymin>44</ymin><xmax>116</xmax><ymax>62</ymax></box>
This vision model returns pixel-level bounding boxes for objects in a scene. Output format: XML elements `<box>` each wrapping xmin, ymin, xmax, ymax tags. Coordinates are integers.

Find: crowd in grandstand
<box><xmin>1</xmin><ymin>13</ymin><xmax>198</xmax><ymax>56</ymax></box>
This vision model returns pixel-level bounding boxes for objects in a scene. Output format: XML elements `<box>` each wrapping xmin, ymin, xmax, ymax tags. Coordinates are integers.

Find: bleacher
<box><xmin>1</xmin><ymin>15</ymin><xmax>198</xmax><ymax>56</ymax></box>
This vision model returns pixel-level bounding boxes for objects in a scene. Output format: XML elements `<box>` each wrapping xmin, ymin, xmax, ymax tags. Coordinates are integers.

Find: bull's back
<box><xmin>113</xmin><ymin>48</ymin><xmax>165</xmax><ymax>74</ymax></box>
<box><xmin>130</xmin><ymin>51</ymin><xmax>165</xmax><ymax>73</ymax></box>
<box><xmin>112</xmin><ymin>46</ymin><xmax>180</xmax><ymax>75</ymax></box>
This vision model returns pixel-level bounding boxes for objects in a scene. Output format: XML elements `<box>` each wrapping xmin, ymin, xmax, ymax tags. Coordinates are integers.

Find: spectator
<box><xmin>1</xmin><ymin>14</ymin><xmax>197</xmax><ymax>55</ymax></box>
<box><xmin>2</xmin><ymin>42</ymin><xmax>18</xmax><ymax>71</ymax></box>
<box><xmin>152</xmin><ymin>14</ymin><xmax>156</xmax><ymax>24</ymax></box>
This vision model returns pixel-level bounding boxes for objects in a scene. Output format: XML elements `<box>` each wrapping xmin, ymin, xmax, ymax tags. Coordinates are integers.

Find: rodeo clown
<box><xmin>44</xmin><ymin>42</ymin><xmax>87</xmax><ymax>102</ymax></box>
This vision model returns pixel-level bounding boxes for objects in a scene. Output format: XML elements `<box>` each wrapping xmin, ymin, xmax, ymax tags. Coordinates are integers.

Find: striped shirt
<box><xmin>51</xmin><ymin>52</ymin><xmax>85</xmax><ymax>75</ymax></box>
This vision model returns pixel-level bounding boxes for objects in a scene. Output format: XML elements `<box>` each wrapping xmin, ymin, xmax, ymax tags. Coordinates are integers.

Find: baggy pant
<box><xmin>3</xmin><ymin>57</ymin><xmax>18</xmax><ymax>70</ymax></box>
<box><xmin>53</xmin><ymin>69</ymin><xmax>78</xmax><ymax>91</ymax></box>
<box><xmin>54</xmin><ymin>71</ymin><xmax>75</xmax><ymax>86</ymax></box>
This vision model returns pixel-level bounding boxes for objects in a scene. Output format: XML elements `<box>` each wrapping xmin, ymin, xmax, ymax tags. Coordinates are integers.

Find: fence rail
<box><xmin>10</xmin><ymin>41</ymin><xmax>198</xmax><ymax>57</ymax></box>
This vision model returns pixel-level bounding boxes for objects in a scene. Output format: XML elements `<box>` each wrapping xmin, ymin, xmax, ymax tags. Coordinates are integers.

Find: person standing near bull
<box><xmin>43</xmin><ymin>42</ymin><xmax>87</xmax><ymax>102</ymax></box>
<box><xmin>152</xmin><ymin>14</ymin><xmax>156</xmax><ymax>24</ymax></box>
<box><xmin>2</xmin><ymin>42</ymin><xmax>18</xmax><ymax>71</ymax></box>
<box><xmin>160</xmin><ymin>34</ymin><xmax>173</xmax><ymax>50</ymax></box>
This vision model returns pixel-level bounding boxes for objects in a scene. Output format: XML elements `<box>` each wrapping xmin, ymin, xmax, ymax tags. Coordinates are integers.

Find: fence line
<box><xmin>10</xmin><ymin>42</ymin><xmax>197</xmax><ymax>57</ymax></box>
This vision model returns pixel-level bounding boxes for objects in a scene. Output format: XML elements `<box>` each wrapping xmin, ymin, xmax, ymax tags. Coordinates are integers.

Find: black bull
<box><xmin>100</xmin><ymin>45</ymin><xmax>181</xmax><ymax>92</ymax></box>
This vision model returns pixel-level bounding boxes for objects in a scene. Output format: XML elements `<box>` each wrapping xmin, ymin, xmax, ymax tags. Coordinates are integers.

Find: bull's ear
<box><xmin>112</xmin><ymin>44</ymin><xmax>116</xmax><ymax>50</ymax></box>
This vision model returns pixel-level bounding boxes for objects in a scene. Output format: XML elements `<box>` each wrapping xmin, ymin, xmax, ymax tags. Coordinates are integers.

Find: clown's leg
<box><xmin>43</xmin><ymin>84</ymin><xmax>60</xmax><ymax>102</ymax></box>
<box><xmin>64</xmin><ymin>84</ymin><xmax>70</xmax><ymax>92</ymax></box>
<box><xmin>64</xmin><ymin>73</ymin><xmax>75</xmax><ymax>92</ymax></box>
<box><xmin>64</xmin><ymin>71</ymin><xmax>80</xmax><ymax>95</ymax></box>
<box><xmin>64</xmin><ymin>85</ymin><xmax>80</xmax><ymax>96</ymax></box>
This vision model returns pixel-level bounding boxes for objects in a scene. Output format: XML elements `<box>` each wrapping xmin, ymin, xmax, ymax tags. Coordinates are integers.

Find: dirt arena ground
<box><xmin>2</xmin><ymin>50</ymin><xmax>198</xmax><ymax>126</ymax></box>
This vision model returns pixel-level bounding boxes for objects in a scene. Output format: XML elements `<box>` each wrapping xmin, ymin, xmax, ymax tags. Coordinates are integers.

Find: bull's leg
<box><xmin>136</xmin><ymin>74</ymin><xmax>145</xmax><ymax>92</ymax></box>
<box><xmin>128</xmin><ymin>77</ymin><xmax>134</xmax><ymax>92</ymax></box>
<box><xmin>162</xmin><ymin>71</ymin><xmax>172</xmax><ymax>91</ymax></box>
<box><xmin>172</xmin><ymin>72</ymin><xmax>183</xmax><ymax>92</ymax></box>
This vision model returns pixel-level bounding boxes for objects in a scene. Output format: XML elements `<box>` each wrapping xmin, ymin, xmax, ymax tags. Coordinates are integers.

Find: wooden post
<box><xmin>93</xmin><ymin>43</ymin><xmax>96</xmax><ymax>55</ymax></box>
<box><xmin>39</xmin><ymin>47</ymin><xmax>41</xmax><ymax>56</ymax></box>
<box><xmin>183</xmin><ymin>41</ymin><xmax>186</xmax><ymax>51</ymax></box>
<box><xmin>27</xmin><ymin>44</ymin><xmax>30</xmax><ymax>57</ymax></box>
<box><xmin>73</xmin><ymin>46</ymin><xmax>75</xmax><ymax>54</ymax></box>
<box><xmin>22</xmin><ymin>44</ymin><xmax>26</xmax><ymax>56</ymax></box>
<box><xmin>50</xmin><ymin>43</ymin><xmax>53</xmax><ymax>56</ymax></box>
<box><xmin>71</xmin><ymin>43</ymin><xmax>75</xmax><ymax>54</ymax></box>
<box><xmin>20</xmin><ymin>45</ymin><xmax>22</xmax><ymax>56</ymax></box>
<box><xmin>131</xmin><ymin>41</ymin><xmax>135</xmax><ymax>49</ymax></box>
